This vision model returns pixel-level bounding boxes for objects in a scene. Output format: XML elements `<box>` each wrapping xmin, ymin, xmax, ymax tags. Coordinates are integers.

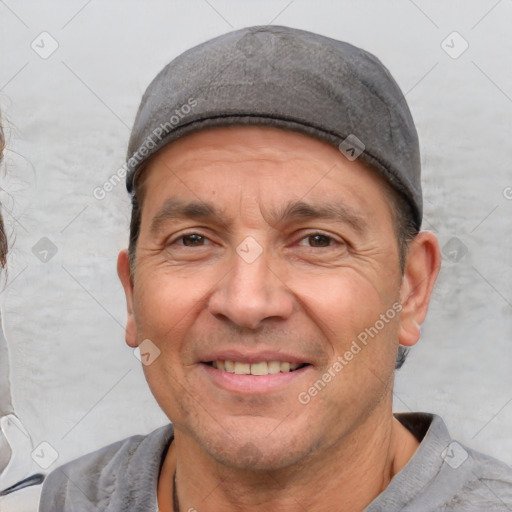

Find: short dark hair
<box><xmin>126</xmin><ymin>157</ymin><xmax>419</xmax><ymax>370</ymax></box>
<box><xmin>373</xmin><ymin>176</ymin><xmax>420</xmax><ymax>369</ymax></box>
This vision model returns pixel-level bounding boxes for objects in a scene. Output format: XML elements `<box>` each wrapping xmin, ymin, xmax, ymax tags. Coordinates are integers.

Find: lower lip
<box><xmin>200</xmin><ymin>363</ymin><xmax>312</xmax><ymax>395</ymax></box>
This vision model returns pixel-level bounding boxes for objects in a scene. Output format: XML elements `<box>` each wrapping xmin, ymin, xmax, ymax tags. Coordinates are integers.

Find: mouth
<box><xmin>204</xmin><ymin>360</ymin><xmax>311</xmax><ymax>376</ymax></box>
<box><xmin>198</xmin><ymin>351</ymin><xmax>314</xmax><ymax>394</ymax></box>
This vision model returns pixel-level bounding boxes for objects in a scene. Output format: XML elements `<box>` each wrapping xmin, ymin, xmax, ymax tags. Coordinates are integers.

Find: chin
<box><xmin>192</xmin><ymin>415</ymin><xmax>317</xmax><ymax>472</ymax></box>
<box><xmin>210</xmin><ymin>440</ymin><xmax>311</xmax><ymax>472</ymax></box>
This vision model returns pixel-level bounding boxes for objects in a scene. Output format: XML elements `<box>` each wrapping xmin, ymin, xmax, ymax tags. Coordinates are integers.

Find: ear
<box><xmin>117</xmin><ymin>249</ymin><xmax>138</xmax><ymax>348</ymax></box>
<box><xmin>398</xmin><ymin>231</ymin><xmax>441</xmax><ymax>347</ymax></box>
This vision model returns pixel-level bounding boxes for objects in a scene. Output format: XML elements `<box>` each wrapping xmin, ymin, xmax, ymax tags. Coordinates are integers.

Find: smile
<box><xmin>206</xmin><ymin>360</ymin><xmax>309</xmax><ymax>375</ymax></box>
<box><xmin>200</xmin><ymin>359</ymin><xmax>312</xmax><ymax>394</ymax></box>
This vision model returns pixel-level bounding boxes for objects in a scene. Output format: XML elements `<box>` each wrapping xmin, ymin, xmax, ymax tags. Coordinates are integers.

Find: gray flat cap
<box><xmin>126</xmin><ymin>25</ymin><xmax>422</xmax><ymax>228</ymax></box>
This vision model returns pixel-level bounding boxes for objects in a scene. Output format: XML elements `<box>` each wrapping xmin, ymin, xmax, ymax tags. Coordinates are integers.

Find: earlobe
<box><xmin>117</xmin><ymin>250</ymin><xmax>139</xmax><ymax>348</ymax></box>
<box><xmin>398</xmin><ymin>231</ymin><xmax>441</xmax><ymax>347</ymax></box>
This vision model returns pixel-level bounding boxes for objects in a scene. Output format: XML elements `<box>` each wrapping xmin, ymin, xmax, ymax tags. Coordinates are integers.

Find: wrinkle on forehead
<box><xmin>149</xmin><ymin>125</ymin><xmax>340</xmax><ymax>170</ymax></box>
<box><xmin>142</xmin><ymin>126</ymin><xmax>392</xmax><ymax>238</ymax></box>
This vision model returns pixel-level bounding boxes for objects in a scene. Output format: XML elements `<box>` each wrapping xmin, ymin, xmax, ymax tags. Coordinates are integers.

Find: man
<box><xmin>39</xmin><ymin>25</ymin><xmax>512</xmax><ymax>511</ymax></box>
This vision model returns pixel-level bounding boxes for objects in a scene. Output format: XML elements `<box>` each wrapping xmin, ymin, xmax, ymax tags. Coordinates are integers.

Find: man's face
<box><xmin>122</xmin><ymin>126</ymin><xmax>405</xmax><ymax>470</ymax></box>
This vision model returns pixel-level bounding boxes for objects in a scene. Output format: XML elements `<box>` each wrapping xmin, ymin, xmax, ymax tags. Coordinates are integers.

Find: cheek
<box><xmin>288</xmin><ymin>267</ymin><xmax>401</xmax><ymax>389</ymax></box>
<box><xmin>289</xmin><ymin>269</ymin><xmax>387</xmax><ymax>342</ymax></box>
<box><xmin>133</xmin><ymin>273</ymin><xmax>202</xmax><ymax>420</ymax></box>
<box><xmin>133</xmin><ymin>266</ymin><xmax>206</xmax><ymax>335</ymax></box>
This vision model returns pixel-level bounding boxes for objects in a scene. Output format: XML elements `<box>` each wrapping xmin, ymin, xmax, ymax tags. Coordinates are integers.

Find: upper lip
<box><xmin>199</xmin><ymin>349</ymin><xmax>310</xmax><ymax>365</ymax></box>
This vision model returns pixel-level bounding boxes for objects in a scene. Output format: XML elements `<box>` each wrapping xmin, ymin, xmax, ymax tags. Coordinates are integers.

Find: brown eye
<box><xmin>306</xmin><ymin>234</ymin><xmax>332</xmax><ymax>248</ymax></box>
<box><xmin>181</xmin><ymin>234</ymin><xmax>206</xmax><ymax>246</ymax></box>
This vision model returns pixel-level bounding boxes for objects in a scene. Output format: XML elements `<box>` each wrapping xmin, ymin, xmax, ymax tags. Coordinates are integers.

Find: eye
<box><xmin>298</xmin><ymin>233</ymin><xmax>336</xmax><ymax>248</ymax></box>
<box><xmin>176</xmin><ymin>233</ymin><xmax>209</xmax><ymax>247</ymax></box>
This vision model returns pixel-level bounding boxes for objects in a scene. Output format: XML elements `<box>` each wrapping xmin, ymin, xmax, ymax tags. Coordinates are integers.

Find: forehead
<box><xmin>144</xmin><ymin>126</ymin><xmax>340</xmax><ymax>175</ymax></box>
<box><xmin>137</xmin><ymin>126</ymin><xmax>393</xmax><ymax>223</ymax></box>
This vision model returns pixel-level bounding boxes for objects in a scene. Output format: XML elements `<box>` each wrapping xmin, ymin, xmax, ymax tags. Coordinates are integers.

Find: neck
<box><xmin>159</xmin><ymin>409</ymin><xmax>419</xmax><ymax>512</ymax></box>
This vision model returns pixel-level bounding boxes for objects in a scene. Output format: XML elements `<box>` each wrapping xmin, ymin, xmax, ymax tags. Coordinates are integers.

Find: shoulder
<box><xmin>38</xmin><ymin>424</ymin><xmax>173</xmax><ymax>512</ymax></box>
<box><xmin>444</xmin><ymin>444</ymin><xmax>512</xmax><ymax>510</ymax></box>
<box><xmin>426</xmin><ymin>414</ymin><xmax>512</xmax><ymax>510</ymax></box>
<box><xmin>371</xmin><ymin>413</ymin><xmax>512</xmax><ymax>511</ymax></box>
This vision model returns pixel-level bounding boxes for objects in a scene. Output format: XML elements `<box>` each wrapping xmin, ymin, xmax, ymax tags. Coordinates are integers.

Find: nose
<box><xmin>207</xmin><ymin>243</ymin><xmax>294</xmax><ymax>330</ymax></box>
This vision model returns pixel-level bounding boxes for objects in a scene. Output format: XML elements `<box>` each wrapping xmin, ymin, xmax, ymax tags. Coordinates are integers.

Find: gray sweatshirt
<box><xmin>39</xmin><ymin>413</ymin><xmax>512</xmax><ymax>511</ymax></box>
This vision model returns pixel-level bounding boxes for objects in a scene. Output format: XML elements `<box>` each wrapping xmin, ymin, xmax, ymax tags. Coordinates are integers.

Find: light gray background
<box><xmin>0</xmin><ymin>0</ymin><xmax>511</xmax><ymax>507</ymax></box>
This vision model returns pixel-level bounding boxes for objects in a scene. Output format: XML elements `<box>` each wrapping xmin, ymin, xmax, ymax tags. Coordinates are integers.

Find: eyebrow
<box><xmin>149</xmin><ymin>198</ymin><xmax>368</xmax><ymax>236</ymax></box>
<box><xmin>149</xmin><ymin>198</ymin><xmax>232</xmax><ymax>235</ymax></box>
<box><xmin>266</xmin><ymin>200</ymin><xmax>368</xmax><ymax>234</ymax></box>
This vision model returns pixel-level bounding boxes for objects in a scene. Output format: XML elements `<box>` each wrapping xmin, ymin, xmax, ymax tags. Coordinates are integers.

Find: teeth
<box><xmin>250</xmin><ymin>362</ymin><xmax>268</xmax><ymax>376</ymax></box>
<box><xmin>212</xmin><ymin>360</ymin><xmax>304</xmax><ymax>376</ymax></box>
<box><xmin>234</xmin><ymin>362</ymin><xmax>251</xmax><ymax>375</ymax></box>
<box><xmin>280</xmin><ymin>362</ymin><xmax>290</xmax><ymax>372</ymax></box>
<box><xmin>267</xmin><ymin>361</ymin><xmax>281</xmax><ymax>374</ymax></box>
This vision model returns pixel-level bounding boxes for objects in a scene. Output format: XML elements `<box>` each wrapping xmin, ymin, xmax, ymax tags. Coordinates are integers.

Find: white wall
<box><xmin>0</xmin><ymin>0</ymin><xmax>510</xmax><ymax>488</ymax></box>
